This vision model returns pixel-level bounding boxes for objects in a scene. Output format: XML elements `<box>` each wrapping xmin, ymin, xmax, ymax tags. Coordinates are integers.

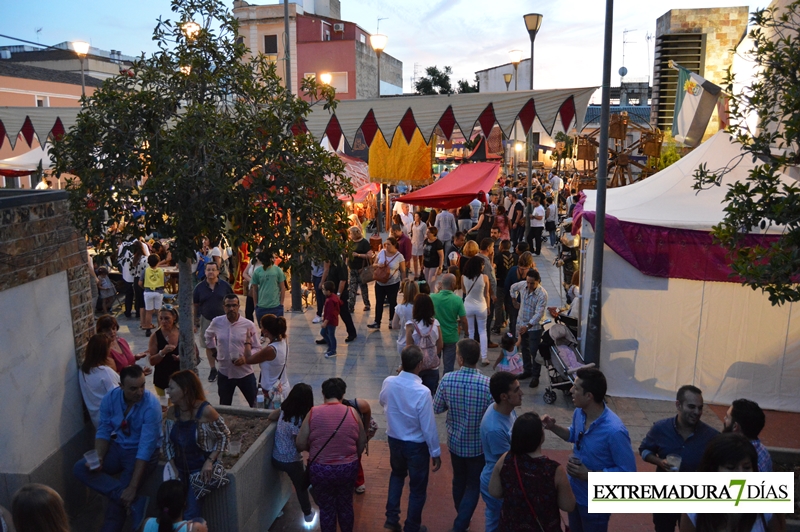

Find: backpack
<box><xmin>414</xmin><ymin>322</ymin><xmax>440</xmax><ymax>371</ymax></box>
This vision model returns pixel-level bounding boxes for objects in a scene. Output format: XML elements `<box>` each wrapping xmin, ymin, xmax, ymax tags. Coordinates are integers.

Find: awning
<box><xmin>0</xmin><ymin>144</ymin><xmax>53</xmax><ymax>177</ymax></box>
<box><xmin>0</xmin><ymin>107</ymin><xmax>77</xmax><ymax>150</ymax></box>
<box><xmin>339</xmin><ymin>182</ymin><xmax>379</xmax><ymax>203</ymax></box>
<box><xmin>304</xmin><ymin>88</ymin><xmax>597</xmax><ymax>148</ymax></box>
<box><xmin>397</xmin><ymin>162</ymin><xmax>500</xmax><ymax>209</ymax></box>
<box><xmin>337</xmin><ymin>152</ymin><xmax>371</xmax><ymax>189</ymax></box>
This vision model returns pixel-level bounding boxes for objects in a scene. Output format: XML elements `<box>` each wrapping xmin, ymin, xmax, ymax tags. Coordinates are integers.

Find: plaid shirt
<box><xmin>752</xmin><ymin>438</ymin><xmax>773</xmax><ymax>472</ymax></box>
<box><xmin>432</xmin><ymin>367</ymin><xmax>493</xmax><ymax>458</ymax></box>
<box><xmin>510</xmin><ymin>281</ymin><xmax>548</xmax><ymax>330</ymax></box>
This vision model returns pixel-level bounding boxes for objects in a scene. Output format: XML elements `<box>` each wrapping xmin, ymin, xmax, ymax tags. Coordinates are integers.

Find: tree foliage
<box><xmin>457</xmin><ymin>75</ymin><xmax>479</xmax><ymax>94</ymax></box>
<box><xmin>551</xmin><ymin>132</ymin><xmax>574</xmax><ymax>171</ymax></box>
<box><xmin>693</xmin><ymin>2</ymin><xmax>800</xmax><ymax>304</ymax></box>
<box><xmin>657</xmin><ymin>132</ymin><xmax>683</xmax><ymax>171</ymax></box>
<box><xmin>52</xmin><ymin>0</ymin><xmax>352</xmax><ymax>368</ymax></box>
<box><xmin>415</xmin><ymin>65</ymin><xmax>454</xmax><ymax>95</ymax></box>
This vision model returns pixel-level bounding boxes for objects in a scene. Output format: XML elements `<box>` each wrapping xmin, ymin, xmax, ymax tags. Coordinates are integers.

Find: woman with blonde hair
<box><xmin>459</xmin><ymin>239</ymin><xmax>480</xmax><ymax>272</ymax></box>
<box><xmin>11</xmin><ymin>484</ymin><xmax>70</xmax><ymax>532</ymax></box>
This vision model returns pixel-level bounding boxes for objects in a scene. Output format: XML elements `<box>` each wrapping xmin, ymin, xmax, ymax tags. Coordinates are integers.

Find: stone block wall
<box><xmin>652</xmin><ymin>7</ymin><xmax>749</xmax><ymax>138</ymax></box>
<box><xmin>0</xmin><ymin>190</ymin><xmax>94</xmax><ymax>364</ymax></box>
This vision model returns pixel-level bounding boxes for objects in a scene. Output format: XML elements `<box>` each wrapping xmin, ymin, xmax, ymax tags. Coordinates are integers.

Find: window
<box><xmin>235</xmin><ymin>37</ymin><xmax>244</xmax><ymax>46</ymax></box>
<box><xmin>264</xmin><ymin>35</ymin><xmax>278</xmax><ymax>54</ymax></box>
<box><xmin>303</xmin><ymin>72</ymin><xmax>316</xmax><ymax>82</ymax></box>
<box><xmin>329</xmin><ymin>72</ymin><xmax>348</xmax><ymax>93</ymax></box>
<box><xmin>36</xmin><ymin>96</ymin><xmax>48</xmax><ymax>107</ymax></box>
<box><xmin>360</xmin><ymin>34</ymin><xmax>366</xmax><ymax>44</ymax></box>
<box><xmin>325</xmin><ymin>31</ymin><xmax>331</xmax><ymax>41</ymax></box>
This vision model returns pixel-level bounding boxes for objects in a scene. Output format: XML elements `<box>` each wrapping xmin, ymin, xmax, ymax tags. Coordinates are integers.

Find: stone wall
<box><xmin>0</xmin><ymin>190</ymin><xmax>95</xmax><ymax>511</ymax></box>
<box><xmin>652</xmin><ymin>7</ymin><xmax>749</xmax><ymax>137</ymax></box>
<box><xmin>0</xmin><ymin>190</ymin><xmax>94</xmax><ymax>359</ymax></box>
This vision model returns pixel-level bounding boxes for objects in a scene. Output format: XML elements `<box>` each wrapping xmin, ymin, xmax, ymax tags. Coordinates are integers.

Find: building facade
<box><xmin>650</xmin><ymin>7</ymin><xmax>748</xmax><ymax>135</ymax></box>
<box><xmin>233</xmin><ymin>0</ymin><xmax>402</xmax><ymax>100</ymax></box>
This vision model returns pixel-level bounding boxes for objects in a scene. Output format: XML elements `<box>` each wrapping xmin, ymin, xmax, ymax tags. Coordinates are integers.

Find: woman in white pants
<box><xmin>461</xmin><ymin>255</ymin><xmax>490</xmax><ymax>363</ymax></box>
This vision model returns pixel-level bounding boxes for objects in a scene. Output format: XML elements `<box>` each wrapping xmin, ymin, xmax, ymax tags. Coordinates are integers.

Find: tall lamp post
<box><xmin>522</xmin><ymin>13</ymin><xmax>543</xmax><ymax>242</ymax></box>
<box><xmin>503</xmin><ymin>72</ymin><xmax>513</xmax><ymax>173</ymax></box>
<box><xmin>509</xmin><ymin>50</ymin><xmax>522</xmax><ymax>184</ymax></box>
<box><xmin>72</xmin><ymin>41</ymin><xmax>90</xmax><ymax>97</ymax></box>
<box><xmin>370</xmin><ymin>33</ymin><xmax>388</xmax><ymax>233</ymax></box>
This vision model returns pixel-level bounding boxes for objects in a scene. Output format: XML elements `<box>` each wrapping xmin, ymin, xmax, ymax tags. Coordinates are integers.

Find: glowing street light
<box><xmin>72</xmin><ymin>41</ymin><xmax>90</xmax><ymax>97</ymax></box>
<box><xmin>182</xmin><ymin>21</ymin><xmax>201</xmax><ymax>40</ymax></box>
<box><xmin>503</xmin><ymin>72</ymin><xmax>513</xmax><ymax>91</ymax></box>
<box><xmin>319</xmin><ymin>72</ymin><xmax>332</xmax><ymax>85</ymax></box>
<box><xmin>370</xmin><ymin>34</ymin><xmax>388</xmax><ymax>98</ymax></box>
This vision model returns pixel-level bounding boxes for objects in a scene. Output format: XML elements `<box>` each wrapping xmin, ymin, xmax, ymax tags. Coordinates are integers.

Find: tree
<box><xmin>53</xmin><ymin>0</ymin><xmax>352</xmax><ymax>369</ymax></box>
<box><xmin>551</xmin><ymin>132</ymin><xmax>574</xmax><ymax>172</ymax></box>
<box><xmin>657</xmin><ymin>132</ymin><xmax>682</xmax><ymax>171</ymax></box>
<box><xmin>694</xmin><ymin>2</ymin><xmax>800</xmax><ymax>304</ymax></box>
<box><xmin>457</xmin><ymin>75</ymin><xmax>479</xmax><ymax>94</ymax></box>
<box><xmin>415</xmin><ymin>66</ymin><xmax>454</xmax><ymax>95</ymax></box>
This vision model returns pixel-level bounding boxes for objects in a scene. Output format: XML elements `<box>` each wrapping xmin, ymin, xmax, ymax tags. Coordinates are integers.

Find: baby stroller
<box><xmin>542</xmin><ymin>318</ymin><xmax>595</xmax><ymax>404</ymax></box>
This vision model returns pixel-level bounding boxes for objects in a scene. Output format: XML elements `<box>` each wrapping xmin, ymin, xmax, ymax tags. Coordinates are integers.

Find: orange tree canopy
<box><xmin>397</xmin><ymin>162</ymin><xmax>500</xmax><ymax>209</ymax></box>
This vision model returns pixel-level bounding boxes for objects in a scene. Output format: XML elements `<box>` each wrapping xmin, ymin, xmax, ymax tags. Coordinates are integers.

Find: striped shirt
<box><xmin>510</xmin><ymin>281</ymin><xmax>548</xmax><ymax>330</ymax></box>
<box><xmin>308</xmin><ymin>403</ymin><xmax>361</xmax><ymax>465</ymax></box>
<box><xmin>433</xmin><ymin>367</ymin><xmax>494</xmax><ymax>458</ymax></box>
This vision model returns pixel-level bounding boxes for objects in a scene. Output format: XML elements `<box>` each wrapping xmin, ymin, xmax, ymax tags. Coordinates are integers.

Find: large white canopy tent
<box><xmin>579</xmin><ymin>132</ymin><xmax>800</xmax><ymax>412</ymax></box>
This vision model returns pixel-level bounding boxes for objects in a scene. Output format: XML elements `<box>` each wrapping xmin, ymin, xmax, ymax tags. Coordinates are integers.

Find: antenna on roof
<box><xmin>35</xmin><ymin>27</ymin><xmax>42</xmax><ymax>44</ymax></box>
<box><xmin>377</xmin><ymin>17</ymin><xmax>388</xmax><ymax>34</ymax></box>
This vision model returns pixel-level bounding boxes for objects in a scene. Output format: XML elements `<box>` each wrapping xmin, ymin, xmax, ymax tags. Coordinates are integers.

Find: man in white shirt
<box><xmin>528</xmin><ymin>197</ymin><xmax>546</xmax><ymax>255</ymax></box>
<box><xmin>204</xmin><ymin>294</ymin><xmax>261</xmax><ymax>406</ymax></box>
<box><xmin>399</xmin><ymin>203</ymin><xmax>414</xmax><ymax>235</ymax></box>
<box><xmin>550</xmin><ymin>173</ymin><xmax>563</xmax><ymax>194</ymax></box>
<box><xmin>380</xmin><ymin>345</ymin><xmax>442</xmax><ymax>532</ymax></box>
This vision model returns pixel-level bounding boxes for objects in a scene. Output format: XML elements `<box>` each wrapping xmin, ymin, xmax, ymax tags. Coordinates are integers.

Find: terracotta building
<box><xmin>233</xmin><ymin>0</ymin><xmax>403</xmax><ymax>100</ymax></box>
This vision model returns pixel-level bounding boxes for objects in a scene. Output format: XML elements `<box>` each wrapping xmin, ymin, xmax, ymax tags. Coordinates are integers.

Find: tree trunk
<box><xmin>178</xmin><ymin>258</ymin><xmax>196</xmax><ymax>371</ymax></box>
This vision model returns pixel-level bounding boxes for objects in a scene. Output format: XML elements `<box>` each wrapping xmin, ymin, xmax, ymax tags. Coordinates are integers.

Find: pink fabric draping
<box><xmin>575</xmin><ymin>196</ymin><xmax>780</xmax><ymax>283</ymax></box>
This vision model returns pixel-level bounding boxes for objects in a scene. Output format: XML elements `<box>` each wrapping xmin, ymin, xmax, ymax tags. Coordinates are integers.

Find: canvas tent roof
<box><xmin>0</xmin><ymin>144</ymin><xmax>53</xmax><ymax>177</ymax></box>
<box><xmin>303</xmin><ymin>88</ymin><xmax>597</xmax><ymax>148</ymax></box>
<box><xmin>581</xmin><ymin>131</ymin><xmax>797</xmax><ymax>233</ymax></box>
<box><xmin>397</xmin><ymin>162</ymin><xmax>500</xmax><ymax>209</ymax></box>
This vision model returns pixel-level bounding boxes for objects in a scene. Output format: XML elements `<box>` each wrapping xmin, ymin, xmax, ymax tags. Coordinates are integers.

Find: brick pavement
<box><xmin>109</xmin><ymin>235</ymin><xmax>800</xmax><ymax>532</ymax></box>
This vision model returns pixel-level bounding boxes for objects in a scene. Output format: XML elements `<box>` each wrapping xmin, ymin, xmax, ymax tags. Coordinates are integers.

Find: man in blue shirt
<box><xmin>73</xmin><ymin>365</ymin><xmax>161</xmax><ymax>532</ymax></box>
<box><xmin>542</xmin><ymin>367</ymin><xmax>636</xmax><ymax>532</ymax></box>
<box><xmin>639</xmin><ymin>385</ymin><xmax>718</xmax><ymax>532</ymax></box>
<box><xmin>480</xmin><ymin>371</ymin><xmax>523</xmax><ymax>532</ymax></box>
<box><xmin>433</xmin><ymin>339</ymin><xmax>494</xmax><ymax>532</ymax></box>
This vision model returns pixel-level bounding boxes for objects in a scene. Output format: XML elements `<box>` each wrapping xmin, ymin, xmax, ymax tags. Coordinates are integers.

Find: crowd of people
<box><xmin>13</xmin><ymin>170</ymin><xmax>784</xmax><ymax>532</ymax></box>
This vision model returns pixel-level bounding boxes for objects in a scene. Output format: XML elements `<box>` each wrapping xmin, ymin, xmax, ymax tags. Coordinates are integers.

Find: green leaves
<box><xmin>691</xmin><ymin>2</ymin><xmax>800</xmax><ymax>304</ymax></box>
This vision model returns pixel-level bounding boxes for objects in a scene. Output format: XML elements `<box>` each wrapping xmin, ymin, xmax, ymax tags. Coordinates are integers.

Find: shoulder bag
<box><xmin>303</xmin><ymin>407</ymin><xmax>350</xmax><ymax>493</ymax></box>
<box><xmin>374</xmin><ymin>253</ymin><xmax>399</xmax><ymax>284</ymax></box>
<box><xmin>186</xmin><ymin>403</ymin><xmax>230</xmax><ymax>499</ymax></box>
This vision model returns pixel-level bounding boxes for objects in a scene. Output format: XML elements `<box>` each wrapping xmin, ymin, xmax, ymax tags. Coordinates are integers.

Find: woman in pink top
<box><xmin>297</xmin><ymin>378</ymin><xmax>366</xmax><ymax>532</ymax></box>
<box><xmin>95</xmin><ymin>315</ymin><xmax>149</xmax><ymax>374</ymax></box>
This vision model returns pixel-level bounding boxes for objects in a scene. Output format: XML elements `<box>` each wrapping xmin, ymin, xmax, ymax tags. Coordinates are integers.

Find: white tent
<box><xmin>580</xmin><ymin>132</ymin><xmax>800</xmax><ymax>412</ymax></box>
<box><xmin>0</xmin><ymin>144</ymin><xmax>53</xmax><ymax>175</ymax></box>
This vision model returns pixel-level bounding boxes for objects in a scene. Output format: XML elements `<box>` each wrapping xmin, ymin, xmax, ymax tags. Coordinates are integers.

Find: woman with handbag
<box><xmin>243</xmin><ymin>314</ymin><xmax>291</xmax><ymax>407</ymax></box>
<box><xmin>266</xmin><ymin>383</ymin><xmax>316</xmax><ymax>524</ymax></box>
<box><xmin>404</xmin><ymin>293</ymin><xmax>444</xmax><ymax>395</ymax></box>
<box><xmin>488</xmin><ymin>412</ymin><xmax>575</xmax><ymax>532</ymax></box>
<box><xmin>296</xmin><ymin>378</ymin><xmax>367</xmax><ymax>532</ymax></box>
<box><xmin>163</xmin><ymin>370</ymin><xmax>231</xmax><ymax>520</ymax></box>
<box><xmin>367</xmin><ymin>237</ymin><xmax>406</xmax><ymax>330</ymax></box>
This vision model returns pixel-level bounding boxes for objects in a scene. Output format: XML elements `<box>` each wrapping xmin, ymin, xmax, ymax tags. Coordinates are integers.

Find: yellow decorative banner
<box><xmin>369</xmin><ymin>128</ymin><xmax>434</xmax><ymax>185</ymax></box>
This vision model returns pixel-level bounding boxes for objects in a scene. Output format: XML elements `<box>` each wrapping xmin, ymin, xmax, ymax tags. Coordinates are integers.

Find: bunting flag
<box><xmin>672</xmin><ymin>66</ymin><xmax>722</xmax><ymax>148</ymax></box>
<box><xmin>368</xmin><ymin>127</ymin><xmax>434</xmax><ymax>185</ymax></box>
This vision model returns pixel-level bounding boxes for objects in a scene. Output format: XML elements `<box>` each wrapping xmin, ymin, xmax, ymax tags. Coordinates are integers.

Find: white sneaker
<box><xmin>304</xmin><ymin>510</ymin><xmax>316</xmax><ymax>523</ymax></box>
<box><xmin>312</xmin><ymin>315</ymin><xmax>322</xmax><ymax>323</ymax></box>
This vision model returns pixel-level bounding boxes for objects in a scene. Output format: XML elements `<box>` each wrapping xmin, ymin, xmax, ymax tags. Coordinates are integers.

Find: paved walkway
<box><xmin>111</xmin><ymin>237</ymin><xmax>799</xmax><ymax>531</ymax></box>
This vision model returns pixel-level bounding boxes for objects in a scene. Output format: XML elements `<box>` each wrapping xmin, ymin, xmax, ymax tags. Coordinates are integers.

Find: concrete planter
<box><xmin>203</xmin><ymin>406</ymin><xmax>292</xmax><ymax>532</ymax></box>
<box><xmin>769</xmin><ymin>447</ymin><xmax>800</xmax><ymax>532</ymax></box>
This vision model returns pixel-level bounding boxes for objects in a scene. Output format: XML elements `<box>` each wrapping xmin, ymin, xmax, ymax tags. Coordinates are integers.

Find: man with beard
<box><xmin>723</xmin><ymin>398</ymin><xmax>772</xmax><ymax>472</ymax></box>
<box><xmin>638</xmin><ymin>385</ymin><xmax>718</xmax><ymax>532</ymax></box>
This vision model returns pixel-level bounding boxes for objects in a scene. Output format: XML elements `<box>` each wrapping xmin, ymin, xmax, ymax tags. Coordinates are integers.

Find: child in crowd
<box><xmin>96</xmin><ymin>267</ymin><xmax>116</xmax><ymax>314</ymax></box>
<box><xmin>320</xmin><ymin>281</ymin><xmax>341</xmax><ymax>358</ymax></box>
<box><xmin>143</xmin><ymin>480</ymin><xmax>207</xmax><ymax>532</ymax></box>
<box><xmin>140</xmin><ymin>254</ymin><xmax>165</xmax><ymax>337</ymax></box>
<box><xmin>494</xmin><ymin>332</ymin><xmax>524</xmax><ymax>375</ymax></box>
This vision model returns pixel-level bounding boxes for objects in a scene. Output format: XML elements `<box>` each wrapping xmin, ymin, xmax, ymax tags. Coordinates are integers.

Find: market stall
<box><xmin>397</xmin><ymin>162</ymin><xmax>500</xmax><ymax>209</ymax></box>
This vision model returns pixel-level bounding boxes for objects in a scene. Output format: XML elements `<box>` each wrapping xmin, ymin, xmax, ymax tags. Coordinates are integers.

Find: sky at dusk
<box><xmin>0</xmin><ymin>0</ymin><xmax>772</xmax><ymax>93</ymax></box>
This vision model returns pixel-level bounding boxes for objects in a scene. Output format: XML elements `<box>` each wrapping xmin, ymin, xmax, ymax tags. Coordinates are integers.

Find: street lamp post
<box><xmin>503</xmin><ymin>72</ymin><xmax>513</xmax><ymax>91</ymax></box>
<box><xmin>509</xmin><ymin>50</ymin><xmax>522</xmax><ymax>187</ymax></box>
<box><xmin>72</xmin><ymin>41</ymin><xmax>90</xmax><ymax>97</ymax></box>
<box><xmin>523</xmin><ymin>13</ymin><xmax>543</xmax><ymax>243</ymax></box>
<box><xmin>370</xmin><ymin>33</ymin><xmax>388</xmax><ymax>234</ymax></box>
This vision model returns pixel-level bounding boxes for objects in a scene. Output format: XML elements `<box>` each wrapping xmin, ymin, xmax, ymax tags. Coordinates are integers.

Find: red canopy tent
<box><xmin>397</xmin><ymin>162</ymin><xmax>500</xmax><ymax>209</ymax></box>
